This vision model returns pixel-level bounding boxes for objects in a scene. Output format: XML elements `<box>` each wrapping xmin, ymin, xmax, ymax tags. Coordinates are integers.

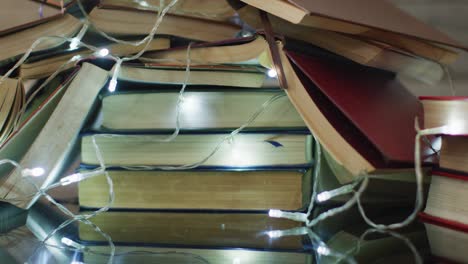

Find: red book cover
<box><xmin>286</xmin><ymin>50</ymin><xmax>422</xmax><ymax>167</ymax></box>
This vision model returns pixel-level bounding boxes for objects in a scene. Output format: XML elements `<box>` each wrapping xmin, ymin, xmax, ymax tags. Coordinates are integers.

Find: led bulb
<box><xmin>98</xmin><ymin>48</ymin><xmax>109</xmax><ymax>57</ymax></box>
<box><xmin>22</xmin><ymin>167</ymin><xmax>45</xmax><ymax>177</ymax></box>
<box><xmin>316</xmin><ymin>191</ymin><xmax>331</xmax><ymax>202</ymax></box>
<box><xmin>266</xmin><ymin>230</ymin><xmax>283</xmax><ymax>238</ymax></box>
<box><xmin>267</xmin><ymin>69</ymin><xmax>277</xmax><ymax>78</ymax></box>
<box><xmin>108</xmin><ymin>79</ymin><xmax>118</xmax><ymax>92</ymax></box>
<box><xmin>60</xmin><ymin>173</ymin><xmax>83</xmax><ymax>186</ymax></box>
<box><xmin>61</xmin><ymin>237</ymin><xmax>85</xmax><ymax>250</ymax></box>
<box><xmin>69</xmin><ymin>38</ymin><xmax>80</xmax><ymax>50</ymax></box>
<box><xmin>317</xmin><ymin>245</ymin><xmax>331</xmax><ymax>256</ymax></box>
<box><xmin>269</xmin><ymin>209</ymin><xmax>283</xmax><ymax>218</ymax></box>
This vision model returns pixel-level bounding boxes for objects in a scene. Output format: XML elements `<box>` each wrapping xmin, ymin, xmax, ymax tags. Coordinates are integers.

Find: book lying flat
<box><xmin>236</xmin><ymin>6</ymin><xmax>445</xmax><ymax>84</ymax></box>
<box><xmin>88</xmin><ymin>7</ymin><xmax>241</xmax><ymax>42</ymax></box>
<box><xmin>81</xmin><ymin>133</ymin><xmax>312</xmax><ymax>168</ymax></box>
<box><xmin>437</xmin><ymin>136</ymin><xmax>468</xmax><ymax>173</ymax></box>
<box><xmin>115</xmin><ymin>63</ymin><xmax>276</xmax><ymax>88</ymax></box>
<box><xmin>424</xmin><ymin>171</ymin><xmax>468</xmax><ymax>225</ymax></box>
<box><xmin>96</xmin><ymin>90</ymin><xmax>305</xmax><ymax>131</ymax></box>
<box><xmin>420</xmin><ymin>96</ymin><xmax>468</xmax><ymax>133</ymax></box>
<box><xmin>273</xmin><ymin>42</ymin><xmax>421</xmax><ymax>179</ymax></box>
<box><xmin>79</xmin><ymin>169</ymin><xmax>311</xmax><ymax>210</ymax></box>
<box><xmin>0</xmin><ymin>63</ymin><xmax>108</xmax><ymax>209</ymax></box>
<box><xmin>78</xmin><ymin>211</ymin><xmax>304</xmax><ymax>249</ymax></box>
<box><xmin>238</xmin><ymin>0</ymin><xmax>461</xmax><ymax>63</ymax></box>
<box><xmin>20</xmin><ymin>38</ymin><xmax>171</xmax><ymax>79</ymax></box>
<box><xmin>420</xmin><ymin>212</ymin><xmax>468</xmax><ymax>264</ymax></box>
<box><xmin>0</xmin><ymin>14</ymin><xmax>82</xmax><ymax>63</ymax></box>
<box><xmin>99</xmin><ymin>0</ymin><xmax>236</xmax><ymax>22</ymax></box>
<box><xmin>420</xmin><ymin>96</ymin><xmax>468</xmax><ymax>172</ymax></box>
<box><xmin>0</xmin><ymin>0</ymin><xmax>63</xmax><ymax>36</ymax></box>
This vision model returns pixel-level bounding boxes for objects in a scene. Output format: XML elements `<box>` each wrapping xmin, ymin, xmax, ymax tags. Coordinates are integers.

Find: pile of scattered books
<box><xmin>0</xmin><ymin>0</ymin><xmax>465</xmax><ymax>262</ymax></box>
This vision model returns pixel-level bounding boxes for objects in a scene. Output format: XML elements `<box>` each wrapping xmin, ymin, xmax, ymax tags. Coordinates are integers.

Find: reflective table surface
<box><xmin>0</xmin><ymin>197</ymin><xmax>445</xmax><ymax>264</ymax></box>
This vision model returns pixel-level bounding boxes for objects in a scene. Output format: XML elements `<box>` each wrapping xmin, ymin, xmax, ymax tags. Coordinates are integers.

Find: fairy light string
<box><xmin>0</xmin><ymin>0</ymin><xmax>460</xmax><ymax>261</ymax></box>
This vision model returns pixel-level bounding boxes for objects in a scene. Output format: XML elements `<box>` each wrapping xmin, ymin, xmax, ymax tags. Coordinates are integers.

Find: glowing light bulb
<box><xmin>61</xmin><ymin>237</ymin><xmax>85</xmax><ymax>250</ymax></box>
<box><xmin>108</xmin><ymin>79</ymin><xmax>117</xmax><ymax>92</ymax></box>
<box><xmin>98</xmin><ymin>48</ymin><xmax>109</xmax><ymax>57</ymax></box>
<box><xmin>61</xmin><ymin>237</ymin><xmax>75</xmax><ymax>247</ymax></box>
<box><xmin>137</xmin><ymin>0</ymin><xmax>150</xmax><ymax>7</ymax></box>
<box><xmin>60</xmin><ymin>173</ymin><xmax>83</xmax><ymax>186</ymax></box>
<box><xmin>268</xmin><ymin>209</ymin><xmax>307</xmax><ymax>222</ymax></box>
<box><xmin>69</xmin><ymin>38</ymin><xmax>80</xmax><ymax>50</ymax></box>
<box><xmin>22</xmin><ymin>167</ymin><xmax>45</xmax><ymax>177</ymax></box>
<box><xmin>316</xmin><ymin>191</ymin><xmax>331</xmax><ymax>202</ymax></box>
<box><xmin>267</xmin><ymin>69</ymin><xmax>277</xmax><ymax>78</ymax></box>
<box><xmin>269</xmin><ymin>209</ymin><xmax>283</xmax><ymax>218</ymax></box>
<box><xmin>317</xmin><ymin>245</ymin><xmax>331</xmax><ymax>256</ymax></box>
<box><xmin>267</xmin><ymin>230</ymin><xmax>283</xmax><ymax>238</ymax></box>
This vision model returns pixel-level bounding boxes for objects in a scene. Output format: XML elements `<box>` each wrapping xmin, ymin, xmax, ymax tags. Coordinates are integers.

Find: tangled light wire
<box><xmin>0</xmin><ymin>0</ymin><xmax>457</xmax><ymax>261</ymax></box>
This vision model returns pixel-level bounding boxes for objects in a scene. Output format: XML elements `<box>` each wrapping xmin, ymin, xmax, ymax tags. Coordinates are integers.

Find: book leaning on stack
<box><xmin>418</xmin><ymin>97</ymin><xmax>468</xmax><ymax>264</ymax></box>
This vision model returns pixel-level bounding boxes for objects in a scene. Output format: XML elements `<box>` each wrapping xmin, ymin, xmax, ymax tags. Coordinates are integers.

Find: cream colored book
<box><xmin>237</xmin><ymin>6</ymin><xmax>444</xmax><ymax>83</ymax></box>
<box><xmin>115</xmin><ymin>64</ymin><xmax>270</xmax><ymax>88</ymax></box>
<box><xmin>79</xmin><ymin>169</ymin><xmax>310</xmax><ymax>210</ymax></box>
<box><xmin>0</xmin><ymin>14</ymin><xmax>82</xmax><ymax>63</ymax></box>
<box><xmin>98</xmin><ymin>90</ymin><xmax>305</xmax><ymax>131</ymax></box>
<box><xmin>0</xmin><ymin>63</ymin><xmax>108</xmax><ymax>209</ymax></box>
<box><xmin>88</xmin><ymin>7</ymin><xmax>240</xmax><ymax>42</ymax></box>
<box><xmin>81</xmin><ymin>133</ymin><xmax>312</xmax><ymax>167</ymax></box>
<box><xmin>142</xmin><ymin>36</ymin><xmax>271</xmax><ymax>66</ymax></box>
<box><xmin>239</xmin><ymin>0</ymin><xmax>459</xmax><ymax>64</ymax></box>
<box><xmin>20</xmin><ymin>38</ymin><xmax>170</xmax><ymax>79</ymax></box>
<box><xmin>99</xmin><ymin>0</ymin><xmax>236</xmax><ymax>22</ymax></box>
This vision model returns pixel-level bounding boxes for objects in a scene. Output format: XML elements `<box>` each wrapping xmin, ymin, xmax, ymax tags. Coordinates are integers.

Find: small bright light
<box><xmin>22</xmin><ymin>167</ymin><xmax>45</xmax><ymax>177</ymax></box>
<box><xmin>269</xmin><ymin>209</ymin><xmax>283</xmax><ymax>218</ymax></box>
<box><xmin>71</xmin><ymin>55</ymin><xmax>82</xmax><ymax>62</ymax></box>
<box><xmin>69</xmin><ymin>38</ymin><xmax>80</xmax><ymax>50</ymax></box>
<box><xmin>108</xmin><ymin>79</ymin><xmax>118</xmax><ymax>92</ymax></box>
<box><xmin>61</xmin><ymin>237</ymin><xmax>74</xmax><ymax>247</ymax></box>
<box><xmin>137</xmin><ymin>0</ymin><xmax>150</xmax><ymax>7</ymax></box>
<box><xmin>267</xmin><ymin>69</ymin><xmax>277</xmax><ymax>78</ymax></box>
<box><xmin>31</xmin><ymin>167</ymin><xmax>45</xmax><ymax>177</ymax></box>
<box><xmin>317</xmin><ymin>191</ymin><xmax>331</xmax><ymax>202</ymax></box>
<box><xmin>233</xmin><ymin>257</ymin><xmax>241</xmax><ymax>264</ymax></box>
<box><xmin>442</xmin><ymin>122</ymin><xmax>466</xmax><ymax>135</ymax></box>
<box><xmin>267</xmin><ymin>230</ymin><xmax>282</xmax><ymax>238</ymax></box>
<box><xmin>317</xmin><ymin>245</ymin><xmax>331</xmax><ymax>256</ymax></box>
<box><xmin>60</xmin><ymin>173</ymin><xmax>82</xmax><ymax>186</ymax></box>
<box><xmin>98</xmin><ymin>48</ymin><xmax>109</xmax><ymax>57</ymax></box>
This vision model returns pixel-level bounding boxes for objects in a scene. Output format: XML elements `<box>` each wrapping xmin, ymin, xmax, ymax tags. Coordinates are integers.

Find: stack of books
<box><xmin>419</xmin><ymin>97</ymin><xmax>468</xmax><ymax>263</ymax></box>
<box><xmin>0</xmin><ymin>0</ymin><xmax>465</xmax><ymax>262</ymax></box>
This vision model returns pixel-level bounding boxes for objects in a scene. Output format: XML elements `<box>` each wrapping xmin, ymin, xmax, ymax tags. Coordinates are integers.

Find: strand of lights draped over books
<box><xmin>0</xmin><ymin>0</ymin><xmax>464</xmax><ymax>260</ymax></box>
